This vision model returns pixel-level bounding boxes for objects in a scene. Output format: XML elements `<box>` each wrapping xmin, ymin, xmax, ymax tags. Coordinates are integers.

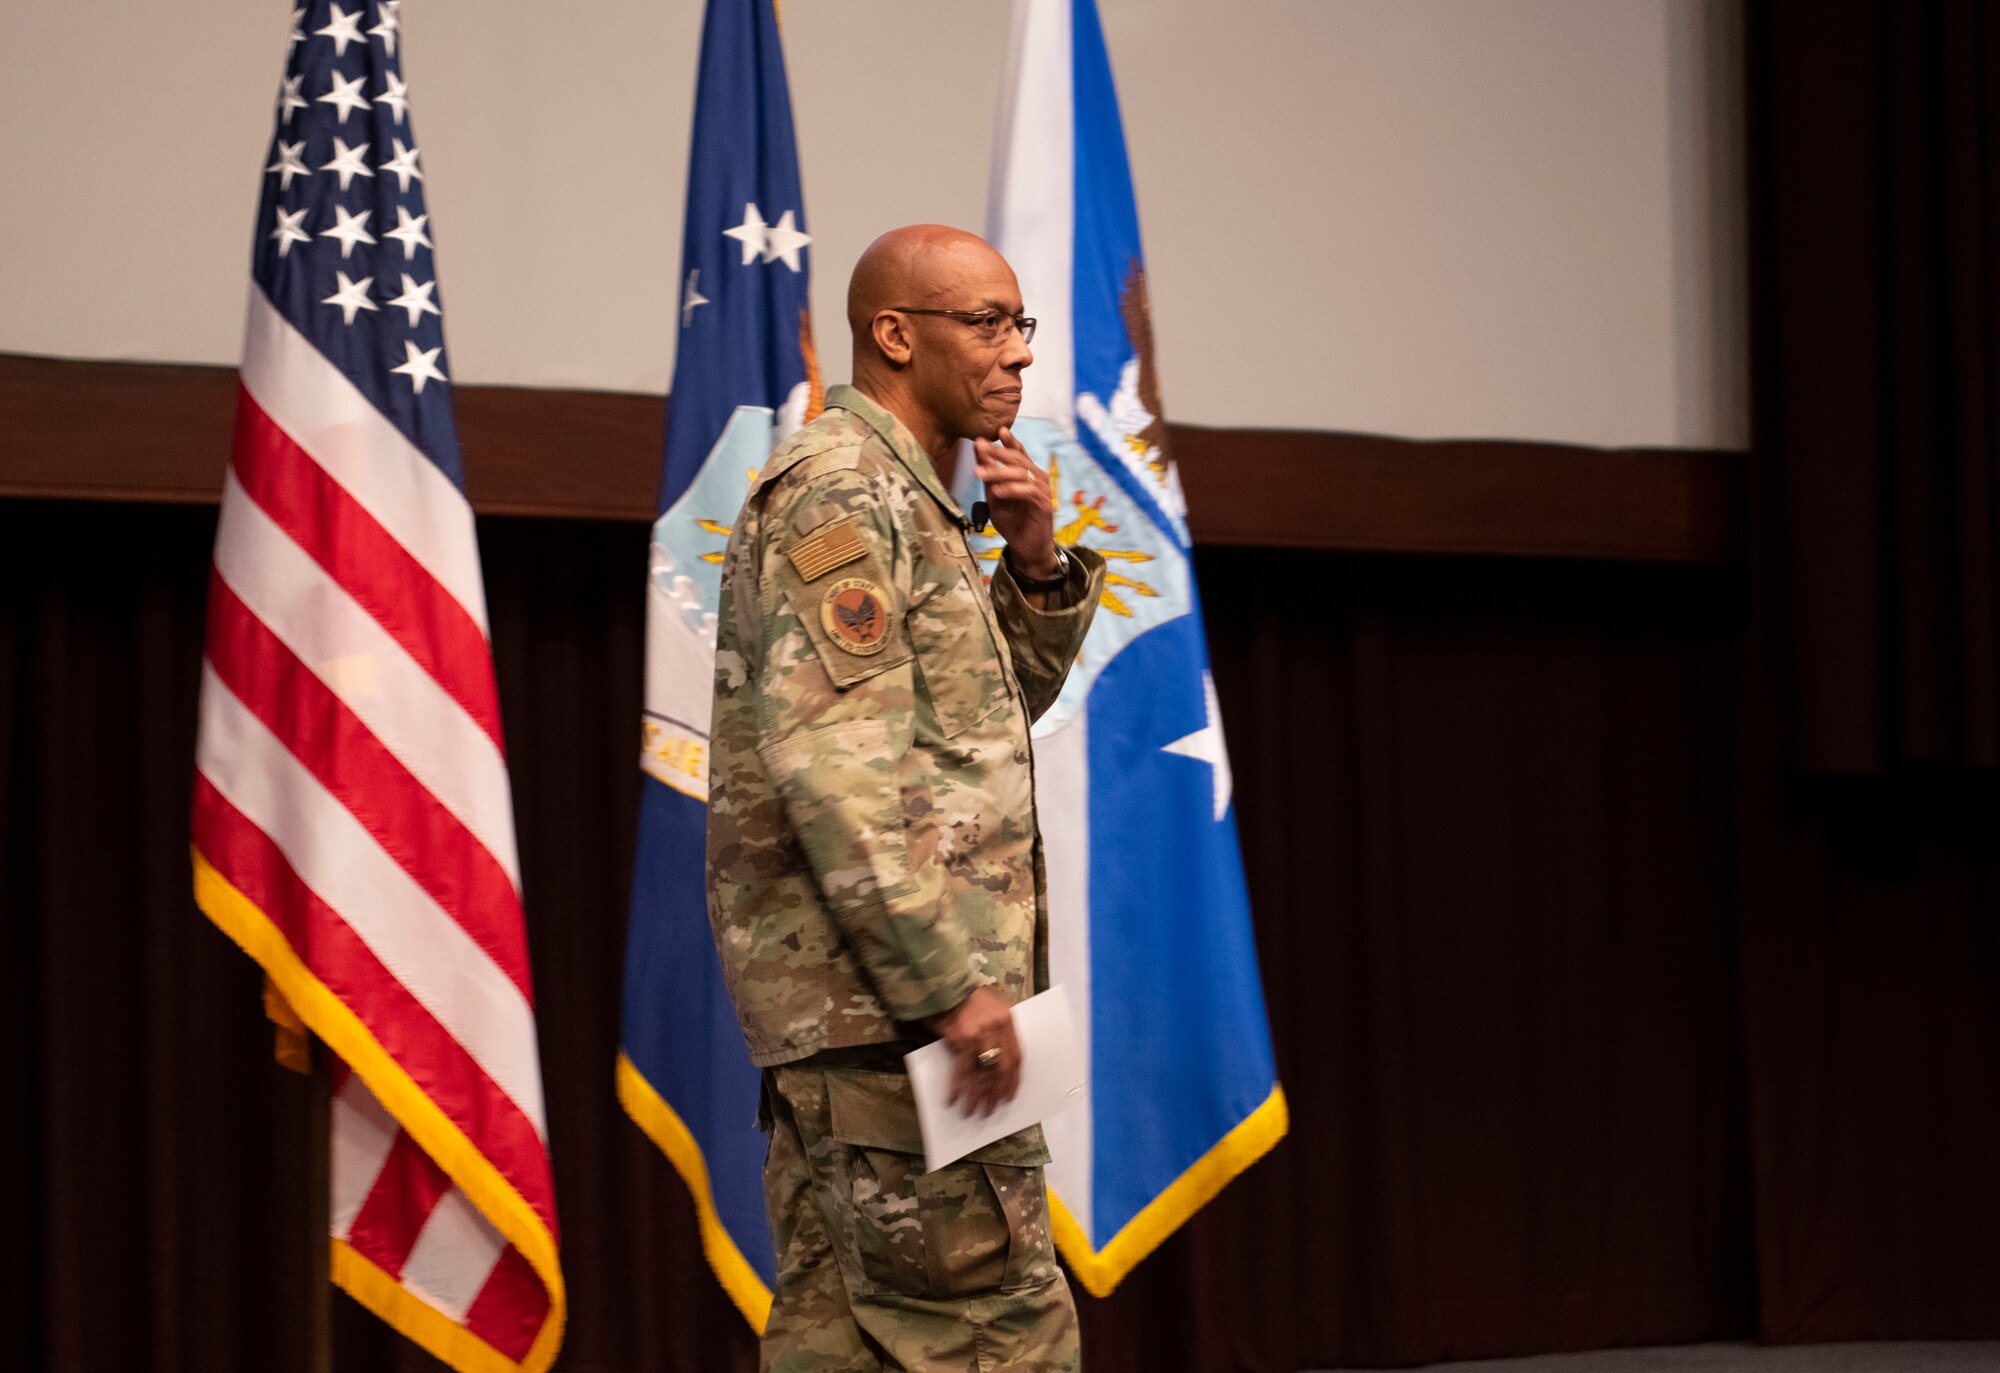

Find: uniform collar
<box><xmin>825</xmin><ymin>384</ymin><xmax>967</xmax><ymax>522</ymax></box>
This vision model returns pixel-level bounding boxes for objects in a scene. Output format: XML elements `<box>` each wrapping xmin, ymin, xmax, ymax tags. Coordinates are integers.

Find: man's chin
<box><xmin>982</xmin><ymin>402</ymin><xmax>1023</xmax><ymax>436</ymax></box>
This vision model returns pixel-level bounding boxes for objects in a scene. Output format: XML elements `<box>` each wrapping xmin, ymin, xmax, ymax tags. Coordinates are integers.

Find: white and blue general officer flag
<box><xmin>962</xmin><ymin>0</ymin><xmax>1289</xmax><ymax>1297</ymax></box>
<box><xmin>618</xmin><ymin>0</ymin><xmax>818</xmax><ymax>1330</ymax></box>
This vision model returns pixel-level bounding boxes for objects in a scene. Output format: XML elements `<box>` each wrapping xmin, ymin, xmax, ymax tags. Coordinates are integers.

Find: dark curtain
<box><xmin>7</xmin><ymin>493</ymin><xmax>1999</xmax><ymax>1369</ymax></box>
<box><xmin>1080</xmin><ymin>551</ymin><xmax>1756</xmax><ymax>1370</ymax></box>
<box><xmin>0</xmin><ymin>502</ymin><xmax>754</xmax><ymax>1373</ymax></box>
<box><xmin>7</xmin><ymin>499</ymin><xmax>1779</xmax><ymax>1372</ymax></box>
<box><xmin>1740</xmin><ymin>0</ymin><xmax>2000</xmax><ymax>1342</ymax></box>
<box><xmin>1738</xmin><ymin>767</ymin><xmax>2000</xmax><ymax>1343</ymax></box>
<box><xmin>1750</xmin><ymin>0</ymin><xmax>2000</xmax><ymax>773</ymax></box>
<box><xmin>0</xmin><ymin>501</ymin><xmax>318</xmax><ymax>1373</ymax></box>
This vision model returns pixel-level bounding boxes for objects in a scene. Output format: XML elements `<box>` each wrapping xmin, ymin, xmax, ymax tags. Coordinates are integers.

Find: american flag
<box><xmin>190</xmin><ymin>4</ymin><xmax>565</xmax><ymax>1369</ymax></box>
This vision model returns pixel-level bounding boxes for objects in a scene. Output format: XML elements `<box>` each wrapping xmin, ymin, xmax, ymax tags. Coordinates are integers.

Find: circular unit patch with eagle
<box><xmin>820</xmin><ymin>576</ymin><xmax>890</xmax><ymax>655</ymax></box>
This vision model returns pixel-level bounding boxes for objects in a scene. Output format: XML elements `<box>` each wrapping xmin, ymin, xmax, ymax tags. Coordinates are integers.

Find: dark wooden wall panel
<box><xmin>0</xmin><ymin>351</ymin><xmax>1745</xmax><ymax>561</ymax></box>
<box><xmin>1172</xmin><ymin>425</ymin><xmax>1745</xmax><ymax>563</ymax></box>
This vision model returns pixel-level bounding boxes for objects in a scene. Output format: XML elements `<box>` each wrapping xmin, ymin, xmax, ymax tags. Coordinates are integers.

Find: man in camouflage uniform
<box><xmin>707</xmin><ymin>224</ymin><xmax>1106</xmax><ymax>1371</ymax></box>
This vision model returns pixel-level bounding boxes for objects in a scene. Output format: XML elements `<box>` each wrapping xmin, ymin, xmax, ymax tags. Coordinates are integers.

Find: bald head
<box><xmin>846</xmin><ymin>224</ymin><xmax>1013</xmax><ymax>339</ymax></box>
<box><xmin>844</xmin><ymin>224</ymin><xmax>1032</xmax><ymax>458</ymax></box>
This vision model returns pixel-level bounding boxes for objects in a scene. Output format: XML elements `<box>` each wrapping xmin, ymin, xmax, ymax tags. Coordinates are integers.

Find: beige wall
<box><xmin>0</xmin><ymin>0</ymin><xmax>1744</xmax><ymax>450</ymax></box>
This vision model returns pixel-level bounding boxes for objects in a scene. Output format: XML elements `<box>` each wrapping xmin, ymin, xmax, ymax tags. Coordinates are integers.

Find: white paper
<box><xmin>904</xmin><ymin>985</ymin><xmax>1087</xmax><ymax>1174</ymax></box>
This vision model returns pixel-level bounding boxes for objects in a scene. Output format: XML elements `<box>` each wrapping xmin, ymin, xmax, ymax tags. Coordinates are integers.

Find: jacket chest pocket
<box><xmin>906</xmin><ymin>545</ymin><xmax>1007</xmax><ymax>740</ymax></box>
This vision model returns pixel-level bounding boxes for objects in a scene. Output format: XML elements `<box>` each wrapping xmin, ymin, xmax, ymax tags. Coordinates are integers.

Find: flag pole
<box><xmin>306</xmin><ymin>1040</ymin><xmax>332</xmax><ymax>1373</ymax></box>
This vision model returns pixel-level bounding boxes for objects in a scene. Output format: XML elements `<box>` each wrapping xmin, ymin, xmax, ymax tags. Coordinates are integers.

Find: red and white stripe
<box><xmin>193</xmin><ymin>288</ymin><xmax>560</xmax><ymax>1369</ymax></box>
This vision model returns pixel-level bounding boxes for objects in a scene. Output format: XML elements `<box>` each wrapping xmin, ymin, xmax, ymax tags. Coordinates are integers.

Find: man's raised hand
<box><xmin>973</xmin><ymin>426</ymin><xmax>1058</xmax><ymax>580</ymax></box>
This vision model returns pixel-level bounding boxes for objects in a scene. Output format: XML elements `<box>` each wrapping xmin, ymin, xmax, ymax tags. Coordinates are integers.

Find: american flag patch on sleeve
<box><xmin>785</xmin><ymin>518</ymin><xmax>866</xmax><ymax>582</ymax></box>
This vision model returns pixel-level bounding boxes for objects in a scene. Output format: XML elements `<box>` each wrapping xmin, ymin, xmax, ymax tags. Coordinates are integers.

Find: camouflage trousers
<box><xmin>759</xmin><ymin>1063</ymin><xmax>1081</xmax><ymax>1373</ymax></box>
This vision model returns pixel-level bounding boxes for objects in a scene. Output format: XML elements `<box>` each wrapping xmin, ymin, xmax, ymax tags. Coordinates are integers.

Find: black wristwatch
<box><xmin>1006</xmin><ymin>546</ymin><xmax>1072</xmax><ymax>593</ymax></box>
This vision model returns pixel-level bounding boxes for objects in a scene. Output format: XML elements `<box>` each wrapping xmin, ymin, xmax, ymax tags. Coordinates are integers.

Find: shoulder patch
<box><xmin>820</xmin><ymin>577</ymin><xmax>892</xmax><ymax>655</ymax></box>
<box><xmin>757</xmin><ymin>443</ymin><xmax>864</xmax><ymax>499</ymax></box>
<box><xmin>790</xmin><ymin>497</ymin><xmax>854</xmax><ymax>537</ymax></box>
<box><xmin>791</xmin><ymin>446</ymin><xmax>866</xmax><ymax>482</ymax></box>
<box><xmin>786</xmin><ymin>518</ymin><xmax>867</xmax><ymax>583</ymax></box>
<box><xmin>756</xmin><ymin>430</ymin><xmax>864</xmax><ymax>493</ymax></box>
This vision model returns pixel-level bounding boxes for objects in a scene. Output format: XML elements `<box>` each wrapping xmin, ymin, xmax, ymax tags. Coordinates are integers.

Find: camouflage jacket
<box><xmin>706</xmin><ymin>384</ymin><xmax>1106</xmax><ymax>1067</ymax></box>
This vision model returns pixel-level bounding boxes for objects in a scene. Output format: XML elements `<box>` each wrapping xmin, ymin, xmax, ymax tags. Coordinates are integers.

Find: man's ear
<box><xmin>871</xmin><ymin>310</ymin><xmax>914</xmax><ymax>368</ymax></box>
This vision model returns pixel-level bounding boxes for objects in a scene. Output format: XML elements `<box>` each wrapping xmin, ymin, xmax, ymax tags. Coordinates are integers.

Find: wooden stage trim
<box><xmin>0</xmin><ymin>352</ymin><xmax>1743</xmax><ymax>562</ymax></box>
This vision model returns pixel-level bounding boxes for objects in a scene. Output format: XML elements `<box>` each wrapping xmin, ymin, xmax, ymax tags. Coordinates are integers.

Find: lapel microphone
<box><xmin>969</xmin><ymin>499</ymin><xmax>991</xmax><ymax>533</ymax></box>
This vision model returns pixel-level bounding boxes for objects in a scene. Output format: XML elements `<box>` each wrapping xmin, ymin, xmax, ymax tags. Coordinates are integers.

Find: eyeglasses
<box><xmin>889</xmin><ymin>307</ymin><xmax>1037</xmax><ymax>346</ymax></box>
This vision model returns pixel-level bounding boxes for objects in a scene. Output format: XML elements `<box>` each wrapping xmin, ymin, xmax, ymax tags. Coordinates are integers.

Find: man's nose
<box><xmin>1001</xmin><ymin>332</ymin><xmax>1033</xmax><ymax>371</ymax></box>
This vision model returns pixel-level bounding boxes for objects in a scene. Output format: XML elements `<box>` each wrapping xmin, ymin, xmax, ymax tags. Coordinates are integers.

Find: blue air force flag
<box><xmin>959</xmin><ymin>0</ymin><xmax>1289</xmax><ymax>1297</ymax></box>
<box><xmin>617</xmin><ymin>0</ymin><xmax>817</xmax><ymax>1330</ymax></box>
